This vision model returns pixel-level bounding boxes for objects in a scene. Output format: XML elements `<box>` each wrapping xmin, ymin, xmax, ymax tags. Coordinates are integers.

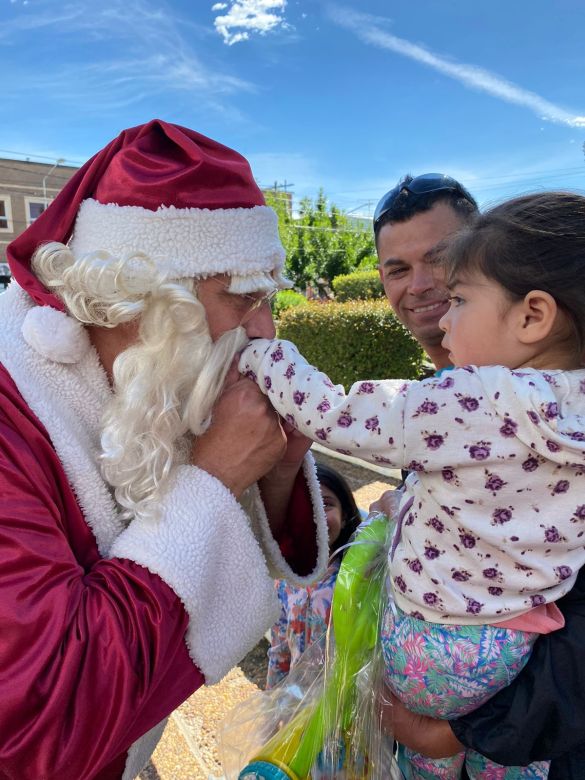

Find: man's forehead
<box><xmin>377</xmin><ymin>206</ymin><xmax>466</xmax><ymax>264</ymax></box>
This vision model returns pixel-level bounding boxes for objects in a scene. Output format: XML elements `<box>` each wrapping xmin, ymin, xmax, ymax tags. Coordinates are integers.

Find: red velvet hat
<box><xmin>7</xmin><ymin>119</ymin><xmax>285</xmax><ymax>311</ymax></box>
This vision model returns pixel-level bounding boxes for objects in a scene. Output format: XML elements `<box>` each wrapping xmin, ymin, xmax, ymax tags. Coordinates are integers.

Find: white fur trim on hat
<box><xmin>69</xmin><ymin>199</ymin><xmax>286</xmax><ymax>280</ymax></box>
<box><xmin>22</xmin><ymin>306</ymin><xmax>91</xmax><ymax>364</ymax></box>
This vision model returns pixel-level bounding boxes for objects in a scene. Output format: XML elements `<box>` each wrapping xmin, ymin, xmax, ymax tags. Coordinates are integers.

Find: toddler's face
<box><xmin>321</xmin><ymin>485</ymin><xmax>344</xmax><ymax>547</ymax></box>
<box><xmin>439</xmin><ymin>272</ymin><xmax>523</xmax><ymax>368</ymax></box>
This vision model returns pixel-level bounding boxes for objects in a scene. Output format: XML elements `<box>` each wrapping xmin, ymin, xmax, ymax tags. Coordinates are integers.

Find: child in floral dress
<box><xmin>239</xmin><ymin>192</ymin><xmax>585</xmax><ymax>779</ymax></box>
<box><xmin>267</xmin><ymin>463</ymin><xmax>361</xmax><ymax>689</ymax></box>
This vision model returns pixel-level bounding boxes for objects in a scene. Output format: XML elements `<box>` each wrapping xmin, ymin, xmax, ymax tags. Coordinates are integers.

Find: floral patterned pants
<box><xmin>381</xmin><ymin>604</ymin><xmax>550</xmax><ymax>779</ymax></box>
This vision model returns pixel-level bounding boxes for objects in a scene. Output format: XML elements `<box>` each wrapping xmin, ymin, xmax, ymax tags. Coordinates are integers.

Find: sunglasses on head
<box><xmin>373</xmin><ymin>173</ymin><xmax>476</xmax><ymax>229</ymax></box>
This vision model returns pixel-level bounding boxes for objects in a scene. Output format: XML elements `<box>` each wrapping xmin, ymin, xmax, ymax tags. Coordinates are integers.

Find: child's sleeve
<box><xmin>239</xmin><ymin>338</ymin><xmax>410</xmax><ymax>468</ymax></box>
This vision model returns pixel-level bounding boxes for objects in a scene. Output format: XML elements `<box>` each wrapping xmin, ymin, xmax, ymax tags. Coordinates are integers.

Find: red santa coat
<box><xmin>0</xmin><ymin>283</ymin><xmax>327</xmax><ymax>779</ymax></box>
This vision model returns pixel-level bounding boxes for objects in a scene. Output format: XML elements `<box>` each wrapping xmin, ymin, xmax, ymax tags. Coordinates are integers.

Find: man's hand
<box><xmin>379</xmin><ymin>688</ymin><xmax>463</xmax><ymax>758</ymax></box>
<box><xmin>190</xmin><ymin>377</ymin><xmax>287</xmax><ymax>499</ymax></box>
<box><xmin>369</xmin><ymin>488</ymin><xmax>403</xmax><ymax>518</ymax></box>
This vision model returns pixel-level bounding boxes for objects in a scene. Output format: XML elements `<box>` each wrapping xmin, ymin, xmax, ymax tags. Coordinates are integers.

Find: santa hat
<box><xmin>8</xmin><ymin>120</ymin><xmax>286</xmax><ymax>362</ymax></box>
<box><xmin>8</xmin><ymin>119</ymin><xmax>286</xmax><ymax>311</ymax></box>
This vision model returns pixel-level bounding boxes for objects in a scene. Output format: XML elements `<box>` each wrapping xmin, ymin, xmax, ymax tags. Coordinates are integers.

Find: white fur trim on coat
<box><xmin>69</xmin><ymin>199</ymin><xmax>286</xmax><ymax>280</ymax></box>
<box><xmin>109</xmin><ymin>466</ymin><xmax>282</xmax><ymax>684</ymax></box>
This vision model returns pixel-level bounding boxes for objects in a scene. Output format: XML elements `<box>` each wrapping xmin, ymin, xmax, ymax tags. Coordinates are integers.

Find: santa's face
<box><xmin>196</xmin><ymin>274</ymin><xmax>276</xmax><ymax>342</ymax></box>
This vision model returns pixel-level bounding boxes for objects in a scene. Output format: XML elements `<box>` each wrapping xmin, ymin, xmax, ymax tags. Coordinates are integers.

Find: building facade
<box><xmin>0</xmin><ymin>158</ymin><xmax>79</xmax><ymax>285</ymax></box>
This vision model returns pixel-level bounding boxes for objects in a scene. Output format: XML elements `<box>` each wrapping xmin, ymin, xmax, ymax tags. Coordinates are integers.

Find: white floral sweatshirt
<box><xmin>240</xmin><ymin>338</ymin><xmax>585</xmax><ymax>625</ymax></box>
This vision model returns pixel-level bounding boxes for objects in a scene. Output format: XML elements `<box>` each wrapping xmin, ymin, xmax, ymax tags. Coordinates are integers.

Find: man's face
<box><xmin>196</xmin><ymin>274</ymin><xmax>277</xmax><ymax>342</ymax></box>
<box><xmin>376</xmin><ymin>202</ymin><xmax>467</xmax><ymax>352</ymax></box>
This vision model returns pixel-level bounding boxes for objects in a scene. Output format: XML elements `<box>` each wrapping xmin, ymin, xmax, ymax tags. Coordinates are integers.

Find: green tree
<box><xmin>265</xmin><ymin>189</ymin><xmax>375</xmax><ymax>293</ymax></box>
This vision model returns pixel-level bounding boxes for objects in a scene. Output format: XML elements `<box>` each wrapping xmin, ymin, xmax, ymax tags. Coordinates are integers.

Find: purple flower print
<box><xmin>358</xmin><ymin>382</ymin><xmax>375</xmax><ymax>394</ymax></box>
<box><xmin>293</xmin><ymin>391</ymin><xmax>305</xmax><ymax>406</ymax></box>
<box><xmin>404</xmin><ymin>512</ymin><xmax>415</xmax><ymax>526</ymax></box>
<box><xmin>488</xmin><ymin>587</ymin><xmax>503</xmax><ymax>596</ymax></box>
<box><xmin>424</xmin><ymin>544</ymin><xmax>441</xmax><ymax>560</ymax></box>
<box><xmin>458</xmin><ymin>396</ymin><xmax>479</xmax><ymax>412</ymax></box>
<box><xmin>543</xmin><ymin>525</ymin><xmax>563</xmax><ymax>543</ymax></box>
<box><xmin>410</xmin><ymin>611</ymin><xmax>425</xmax><ymax>620</ymax></box>
<box><xmin>365</xmin><ymin>416</ymin><xmax>380</xmax><ymax>431</ymax></box>
<box><xmin>580</xmin><ymin>379</ymin><xmax>585</xmax><ymax>395</ymax></box>
<box><xmin>285</xmin><ymin>414</ymin><xmax>295</xmax><ymax>426</ymax></box>
<box><xmin>459</xmin><ymin>531</ymin><xmax>477</xmax><ymax>549</ymax></box>
<box><xmin>543</xmin><ymin>402</ymin><xmax>559</xmax><ymax>420</ymax></box>
<box><xmin>555</xmin><ymin>565</ymin><xmax>573</xmax><ymax>581</ymax></box>
<box><xmin>324</xmin><ymin>378</ymin><xmax>335</xmax><ymax>389</ymax></box>
<box><xmin>416</xmin><ymin>400</ymin><xmax>439</xmax><ymax>415</ymax></box>
<box><xmin>408</xmin><ymin>559</ymin><xmax>423</xmax><ymax>574</ymax></box>
<box><xmin>492</xmin><ymin>507</ymin><xmax>512</xmax><ymax>525</ymax></box>
<box><xmin>531</xmin><ymin>594</ymin><xmax>546</xmax><ymax>607</ymax></box>
<box><xmin>465</xmin><ymin>598</ymin><xmax>483</xmax><ymax>616</ymax></box>
<box><xmin>573</xmin><ymin>505</ymin><xmax>585</xmax><ymax>521</ymax></box>
<box><xmin>499</xmin><ymin>417</ymin><xmax>518</xmax><ymax>437</ymax></box>
<box><xmin>485</xmin><ymin>474</ymin><xmax>505</xmax><ymax>492</ymax></box>
<box><xmin>469</xmin><ymin>442</ymin><xmax>491</xmax><ymax>460</ymax></box>
<box><xmin>316</xmin><ymin>399</ymin><xmax>331</xmax><ymax>413</ymax></box>
<box><xmin>452</xmin><ymin>570</ymin><xmax>471</xmax><ymax>582</ymax></box>
<box><xmin>427</xmin><ymin>517</ymin><xmax>445</xmax><ymax>533</ymax></box>
<box><xmin>569</xmin><ymin>431</ymin><xmax>585</xmax><ymax>441</ymax></box>
<box><xmin>284</xmin><ymin>364</ymin><xmax>295</xmax><ymax>380</ymax></box>
<box><xmin>264</xmin><ymin>376</ymin><xmax>272</xmax><ymax>390</ymax></box>
<box><xmin>527</xmin><ymin>410</ymin><xmax>539</xmax><ymax>424</ymax></box>
<box><xmin>270</xmin><ymin>346</ymin><xmax>284</xmax><ymax>362</ymax></box>
<box><xmin>437</xmin><ymin>376</ymin><xmax>454</xmax><ymax>389</ymax></box>
<box><xmin>423</xmin><ymin>592</ymin><xmax>439</xmax><ymax>606</ymax></box>
<box><xmin>424</xmin><ymin>433</ymin><xmax>445</xmax><ymax>450</ymax></box>
<box><xmin>552</xmin><ymin>480</ymin><xmax>570</xmax><ymax>495</ymax></box>
<box><xmin>394</xmin><ymin>575</ymin><xmax>407</xmax><ymax>594</ymax></box>
<box><xmin>482</xmin><ymin>568</ymin><xmax>499</xmax><ymax>580</ymax></box>
<box><xmin>337</xmin><ymin>411</ymin><xmax>353</xmax><ymax>428</ymax></box>
<box><xmin>546</xmin><ymin>439</ymin><xmax>561</xmax><ymax>452</ymax></box>
<box><xmin>441</xmin><ymin>467</ymin><xmax>456</xmax><ymax>482</ymax></box>
<box><xmin>407</xmin><ymin>460</ymin><xmax>426</xmax><ymax>472</ymax></box>
<box><xmin>315</xmin><ymin>428</ymin><xmax>328</xmax><ymax>441</ymax></box>
<box><xmin>522</xmin><ymin>456</ymin><xmax>539</xmax><ymax>472</ymax></box>
<box><xmin>244</xmin><ymin>369</ymin><xmax>257</xmax><ymax>382</ymax></box>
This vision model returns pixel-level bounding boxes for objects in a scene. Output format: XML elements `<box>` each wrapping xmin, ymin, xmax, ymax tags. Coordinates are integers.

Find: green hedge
<box><xmin>272</xmin><ymin>289</ymin><xmax>309</xmax><ymax>319</ymax></box>
<box><xmin>332</xmin><ymin>270</ymin><xmax>384</xmax><ymax>302</ymax></box>
<box><xmin>277</xmin><ymin>300</ymin><xmax>424</xmax><ymax>387</ymax></box>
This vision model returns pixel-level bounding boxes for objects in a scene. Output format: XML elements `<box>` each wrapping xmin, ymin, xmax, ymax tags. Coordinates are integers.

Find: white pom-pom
<box><xmin>22</xmin><ymin>306</ymin><xmax>91</xmax><ymax>364</ymax></box>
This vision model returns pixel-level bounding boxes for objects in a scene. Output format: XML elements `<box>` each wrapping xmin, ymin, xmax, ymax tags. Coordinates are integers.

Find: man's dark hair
<box><xmin>374</xmin><ymin>174</ymin><xmax>479</xmax><ymax>241</ymax></box>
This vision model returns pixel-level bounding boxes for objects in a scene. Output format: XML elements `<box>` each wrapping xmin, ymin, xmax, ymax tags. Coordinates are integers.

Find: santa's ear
<box><xmin>515</xmin><ymin>290</ymin><xmax>558</xmax><ymax>344</ymax></box>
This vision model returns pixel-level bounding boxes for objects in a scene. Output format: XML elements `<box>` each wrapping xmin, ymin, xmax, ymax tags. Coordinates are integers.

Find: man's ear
<box><xmin>515</xmin><ymin>290</ymin><xmax>558</xmax><ymax>344</ymax></box>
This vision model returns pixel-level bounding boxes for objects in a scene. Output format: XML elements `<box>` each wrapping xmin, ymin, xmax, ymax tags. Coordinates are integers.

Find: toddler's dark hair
<box><xmin>446</xmin><ymin>192</ymin><xmax>585</xmax><ymax>353</ymax></box>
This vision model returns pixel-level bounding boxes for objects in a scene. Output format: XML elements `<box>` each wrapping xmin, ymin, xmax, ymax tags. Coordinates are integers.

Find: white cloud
<box><xmin>330</xmin><ymin>7</ymin><xmax>585</xmax><ymax>129</ymax></box>
<box><xmin>213</xmin><ymin>0</ymin><xmax>288</xmax><ymax>45</ymax></box>
<box><xmin>1</xmin><ymin>0</ymin><xmax>256</xmax><ymax>116</ymax></box>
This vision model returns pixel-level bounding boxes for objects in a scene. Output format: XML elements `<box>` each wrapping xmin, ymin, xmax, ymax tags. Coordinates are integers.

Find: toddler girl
<box><xmin>267</xmin><ymin>463</ymin><xmax>361</xmax><ymax>689</ymax></box>
<box><xmin>239</xmin><ymin>192</ymin><xmax>585</xmax><ymax>779</ymax></box>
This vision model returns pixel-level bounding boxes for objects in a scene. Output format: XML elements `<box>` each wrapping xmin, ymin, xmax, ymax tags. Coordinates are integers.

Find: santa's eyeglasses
<box><xmin>206</xmin><ymin>277</ymin><xmax>278</xmax><ymax>325</ymax></box>
<box><xmin>373</xmin><ymin>173</ymin><xmax>477</xmax><ymax>230</ymax></box>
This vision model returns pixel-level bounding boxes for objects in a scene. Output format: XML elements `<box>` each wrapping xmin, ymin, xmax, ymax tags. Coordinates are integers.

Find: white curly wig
<box><xmin>32</xmin><ymin>241</ymin><xmax>250</xmax><ymax>521</ymax></box>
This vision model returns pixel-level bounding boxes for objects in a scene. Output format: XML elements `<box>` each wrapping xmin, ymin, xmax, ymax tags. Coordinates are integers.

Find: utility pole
<box><xmin>42</xmin><ymin>158</ymin><xmax>65</xmax><ymax>207</ymax></box>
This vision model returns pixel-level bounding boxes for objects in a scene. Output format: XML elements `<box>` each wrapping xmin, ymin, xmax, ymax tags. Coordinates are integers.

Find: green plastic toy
<box><xmin>238</xmin><ymin>513</ymin><xmax>390</xmax><ymax>780</ymax></box>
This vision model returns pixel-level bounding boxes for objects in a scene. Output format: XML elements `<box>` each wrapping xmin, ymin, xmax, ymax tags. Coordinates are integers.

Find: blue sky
<box><xmin>2</xmin><ymin>0</ymin><xmax>584</xmax><ymax>215</ymax></box>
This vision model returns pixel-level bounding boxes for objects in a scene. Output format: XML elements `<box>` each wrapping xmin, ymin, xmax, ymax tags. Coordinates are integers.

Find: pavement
<box><xmin>140</xmin><ymin>449</ymin><xmax>400</xmax><ymax>780</ymax></box>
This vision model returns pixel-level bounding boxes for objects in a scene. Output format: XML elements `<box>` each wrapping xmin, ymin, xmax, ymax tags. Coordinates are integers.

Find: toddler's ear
<box><xmin>516</xmin><ymin>290</ymin><xmax>558</xmax><ymax>344</ymax></box>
